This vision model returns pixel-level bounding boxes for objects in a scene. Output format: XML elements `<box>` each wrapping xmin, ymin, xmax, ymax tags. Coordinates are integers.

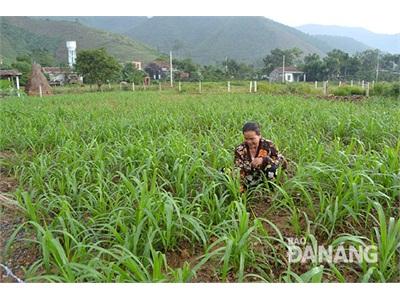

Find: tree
<box><xmin>262</xmin><ymin>48</ymin><xmax>303</xmax><ymax>74</ymax></box>
<box><xmin>75</xmin><ymin>48</ymin><xmax>121</xmax><ymax>90</ymax></box>
<box><xmin>354</xmin><ymin>49</ymin><xmax>379</xmax><ymax>81</ymax></box>
<box><xmin>301</xmin><ymin>53</ymin><xmax>325</xmax><ymax>81</ymax></box>
<box><xmin>31</xmin><ymin>48</ymin><xmax>55</xmax><ymax>67</ymax></box>
<box><xmin>376</xmin><ymin>53</ymin><xmax>400</xmax><ymax>81</ymax></box>
<box><xmin>300</xmin><ymin>49</ymin><xmax>399</xmax><ymax>83</ymax></box>
<box><xmin>323</xmin><ymin>49</ymin><xmax>349</xmax><ymax>80</ymax></box>
<box><xmin>121</xmin><ymin>63</ymin><xmax>146</xmax><ymax>84</ymax></box>
<box><xmin>223</xmin><ymin>58</ymin><xmax>240</xmax><ymax>78</ymax></box>
<box><xmin>237</xmin><ymin>63</ymin><xmax>257</xmax><ymax>80</ymax></box>
<box><xmin>173</xmin><ymin>58</ymin><xmax>198</xmax><ymax>74</ymax></box>
<box><xmin>346</xmin><ymin>56</ymin><xmax>361</xmax><ymax>80</ymax></box>
<box><xmin>201</xmin><ymin>65</ymin><xmax>225</xmax><ymax>81</ymax></box>
<box><xmin>11</xmin><ymin>55</ymin><xmax>32</xmax><ymax>85</ymax></box>
<box><xmin>172</xmin><ymin>58</ymin><xmax>200</xmax><ymax>81</ymax></box>
<box><xmin>220</xmin><ymin>58</ymin><xmax>251</xmax><ymax>79</ymax></box>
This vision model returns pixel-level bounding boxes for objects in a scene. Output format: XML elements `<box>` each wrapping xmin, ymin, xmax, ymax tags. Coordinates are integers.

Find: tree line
<box><xmin>73</xmin><ymin>47</ymin><xmax>400</xmax><ymax>87</ymax></box>
<box><xmin>2</xmin><ymin>47</ymin><xmax>399</xmax><ymax>90</ymax></box>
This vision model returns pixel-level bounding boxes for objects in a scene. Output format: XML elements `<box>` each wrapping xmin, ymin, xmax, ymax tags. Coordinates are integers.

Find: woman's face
<box><xmin>243</xmin><ymin>130</ymin><xmax>260</xmax><ymax>148</ymax></box>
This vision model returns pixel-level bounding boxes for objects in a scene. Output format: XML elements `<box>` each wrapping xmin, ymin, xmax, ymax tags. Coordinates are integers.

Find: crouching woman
<box><xmin>234</xmin><ymin>122</ymin><xmax>287</xmax><ymax>192</ymax></box>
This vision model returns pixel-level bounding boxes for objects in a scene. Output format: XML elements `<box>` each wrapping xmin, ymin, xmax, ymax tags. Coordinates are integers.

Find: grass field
<box><xmin>1</xmin><ymin>91</ymin><xmax>399</xmax><ymax>282</ymax></box>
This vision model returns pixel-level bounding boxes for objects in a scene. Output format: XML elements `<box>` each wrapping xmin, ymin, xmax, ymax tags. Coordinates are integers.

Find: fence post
<box><xmin>249</xmin><ymin>81</ymin><xmax>253</xmax><ymax>93</ymax></box>
<box><xmin>339</xmin><ymin>81</ymin><xmax>342</xmax><ymax>87</ymax></box>
<box><xmin>315</xmin><ymin>81</ymin><xmax>318</xmax><ymax>89</ymax></box>
<box><xmin>350</xmin><ymin>80</ymin><xmax>353</xmax><ymax>86</ymax></box>
<box><xmin>254</xmin><ymin>81</ymin><xmax>257</xmax><ymax>93</ymax></box>
<box><xmin>199</xmin><ymin>81</ymin><xmax>202</xmax><ymax>94</ymax></box>
<box><xmin>366</xmin><ymin>82</ymin><xmax>370</xmax><ymax>97</ymax></box>
<box><xmin>179</xmin><ymin>81</ymin><xmax>182</xmax><ymax>92</ymax></box>
<box><xmin>132</xmin><ymin>82</ymin><xmax>135</xmax><ymax>91</ymax></box>
<box><xmin>39</xmin><ymin>85</ymin><xmax>43</xmax><ymax>97</ymax></box>
<box><xmin>227</xmin><ymin>81</ymin><xmax>231</xmax><ymax>93</ymax></box>
<box><xmin>16</xmin><ymin>76</ymin><xmax>20</xmax><ymax>97</ymax></box>
<box><xmin>323</xmin><ymin>81</ymin><xmax>328</xmax><ymax>96</ymax></box>
<box><xmin>159</xmin><ymin>81</ymin><xmax>162</xmax><ymax>91</ymax></box>
<box><xmin>361</xmin><ymin>80</ymin><xmax>365</xmax><ymax>89</ymax></box>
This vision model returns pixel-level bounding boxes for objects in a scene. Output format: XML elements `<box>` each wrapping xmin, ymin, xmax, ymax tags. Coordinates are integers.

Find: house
<box><xmin>145</xmin><ymin>60</ymin><xmax>171</xmax><ymax>80</ymax></box>
<box><xmin>41</xmin><ymin>67</ymin><xmax>82</xmax><ymax>85</ymax></box>
<box><xmin>269</xmin><ymin>67</ymin><xmax>305</xmax><ymax>83</ymax></box>
<box><xmin>152</xmin><ymin>60</ymin><xmax>170</xmax><ymax>72</ymax></box>
<box><xmin>0</xmin><ymin>69</ymin><xmax>22</xmax><ymax>90</ymax></box>
<box><xmin>177</xmin><ymin>71</ymin><xmax>190</xmax><ymax>80</ymax></box>
<box><xmin>41</xmin><ymin>67</ymin><xmax>67</xmax><ymax>85</ymax></box>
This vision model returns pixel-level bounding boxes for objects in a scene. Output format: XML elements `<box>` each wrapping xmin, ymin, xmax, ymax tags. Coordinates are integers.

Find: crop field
<box><xmin>0</xmin><ymin>90</ymin><xmax>399</xmax><ymax>282</ymax></box>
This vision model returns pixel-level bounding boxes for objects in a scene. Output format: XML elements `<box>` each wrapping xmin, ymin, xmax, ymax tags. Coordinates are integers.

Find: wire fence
<box><xmin>0</xmin><ymin>263</ymin><xmax>24</xmax><ymax>283</ymax></box>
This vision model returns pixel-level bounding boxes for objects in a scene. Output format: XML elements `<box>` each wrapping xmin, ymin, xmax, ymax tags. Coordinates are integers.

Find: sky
<box><xmin>4</xmin><ymin>0</ymin><xmax>399</xmax><ymax>35</ymax></box>
<box><xmin>263</xmin><ymin>0</ymin><xmax>399</xmax><ymax>34</ymax></box>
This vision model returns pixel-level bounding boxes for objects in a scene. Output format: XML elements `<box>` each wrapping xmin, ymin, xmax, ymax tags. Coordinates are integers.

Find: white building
<box><xmin>269</xmin><ymin>67</ymin><xmax>305</xmax><ymax>83</ymax></box>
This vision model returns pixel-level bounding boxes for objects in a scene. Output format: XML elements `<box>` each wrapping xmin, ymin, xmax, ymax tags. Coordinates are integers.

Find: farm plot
<box><xmin>1</xmin><ymin>92</ymin><xmax>399</xmax><ymax>282</ymax></box>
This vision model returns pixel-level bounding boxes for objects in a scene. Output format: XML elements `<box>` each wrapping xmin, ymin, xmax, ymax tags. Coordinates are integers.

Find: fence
<box><xmin>9</xmin><ymin>80</ymin><xmax>399</xmax><ymax>99</ymax></box>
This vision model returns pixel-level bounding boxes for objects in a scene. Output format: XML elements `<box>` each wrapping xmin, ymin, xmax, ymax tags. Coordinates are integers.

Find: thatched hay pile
<box><xmin>25</xmin><ymin>64</ymin><xmax>52</xmax><ymax>96</ymax></box>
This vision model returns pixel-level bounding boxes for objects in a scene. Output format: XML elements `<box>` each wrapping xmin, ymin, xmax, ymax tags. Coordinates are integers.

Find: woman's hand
<box><xmin>251</xmin><ymin>157</ymin><xmax>264</xmax><ymax>168</ymax></box>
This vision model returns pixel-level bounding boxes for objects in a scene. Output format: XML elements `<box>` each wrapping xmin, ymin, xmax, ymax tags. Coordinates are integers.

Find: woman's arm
<box><xmin>234</xmin><ymin>145</ymin><xmax>252</xmax><ymax>173</ymax></box>
<box><xmin>259</xmin><ymin>140</ymin><xmax>280</xmax><ymax>167</ymax></box>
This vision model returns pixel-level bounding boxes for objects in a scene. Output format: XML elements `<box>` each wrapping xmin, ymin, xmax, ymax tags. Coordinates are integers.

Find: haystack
<box><xmin>25</xmin><ymin>64</ymin><xmax>52</xmax><ymax>96</ymax></box>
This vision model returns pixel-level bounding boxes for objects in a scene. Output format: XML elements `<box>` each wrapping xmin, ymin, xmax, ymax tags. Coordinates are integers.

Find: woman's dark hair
<box><xmin>242</xmin><ymin>122</ymin><xmax>260</xmax><ymax>135</ymax></box>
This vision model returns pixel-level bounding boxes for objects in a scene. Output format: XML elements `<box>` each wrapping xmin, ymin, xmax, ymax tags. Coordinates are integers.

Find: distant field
<box><xmin>1</xmin><ymin>92</ymin><xmax>399</xmax><ymax>282</ymax></box>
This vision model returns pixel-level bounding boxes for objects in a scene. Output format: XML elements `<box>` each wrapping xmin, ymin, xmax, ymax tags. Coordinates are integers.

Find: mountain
<box><xmin>297</xmin><ymin>24</ymin><xmax>400</xmax><ymax>54</ymax></box>
<box><xmin>3</xmin><ymin>16</ymin><xmax>383</xmax><ymax>67</ymax></box>
<box><xmin>38</xmin><ymin>16</ymin><xmax>367</xmax><ymax>65</ymax></box>
<box><xmin>33</xmin><ymin>16</ymin><xmax>148</xmax><ymax>35</ymax></box>
<box><xmin>0</xmin><ymin>16</ymin><xmax>160</xmax><ymax>65</ymax></box>
<box><xmin>122</xmin><ymin>16</ymin><xmax>332</xmax><ymax>65</ymax></box>
<box><xmin>312</xmin><ymin>35</ymin><xmax>370</xmax><ymax>53</ymax></box>
<box><xmin>74</xmin><ymin>16</ymin><xmax>379</xmax><ymax>64</ymax></box>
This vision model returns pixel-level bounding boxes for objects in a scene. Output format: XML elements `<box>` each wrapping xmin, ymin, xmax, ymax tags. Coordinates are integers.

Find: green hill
<box><xmin>298</xmin><ymin>24</ymin><xmax>400</xmax><ymax>54</ymax></box>
<box><xmin>121</xmin><ymin>16</ymin><xmax>332</xmax><ymax>65</ymax></box>
<box><xmin>0</xmin><ymin>17</ymin><xmax>160</xmax><ymax>66</ymax></box>
<box><xmin>2</xmin><ymin>16</ymin><xmax>376</xmax><ymax>67</ymax></box>
<box><xmin>33</xmin><ymin>16</ymin><xmax>148</xmax><ymax>35</ymax></box>
<box><xmin>116</xmin><ymin>17</ymin><xmax>372</xmax><ymax>64</ymax></box>
<box><xmin>38</xmin><ymin>16</ymin><xmax>361</xmax><ymax>65</ymax></box>
<box><xmin>312</xmin><ymin>34</ymin><xmax>370</xmax><ymax>54</ymax></box>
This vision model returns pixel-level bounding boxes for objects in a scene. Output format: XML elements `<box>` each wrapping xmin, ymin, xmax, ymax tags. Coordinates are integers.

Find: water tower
<box><xmin>66</xmin><ymin>41</ymin><xmax>77</xmax><ymax>68</ymax></box>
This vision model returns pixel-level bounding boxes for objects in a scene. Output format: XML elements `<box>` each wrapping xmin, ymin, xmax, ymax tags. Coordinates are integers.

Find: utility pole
<box><xmin>170</xmin><ymin>51</ymin><xmax>173</xmax><ymax>87</ymax></box>
<box><xmin>282</xmin><ymin>55</ymin><xmax>286</xmax><ymax>83</ymax></box>
<box><xmin>375</xmin><ymin>52</ymin><xmax>380</xmax><ymax>82</ymax></box>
